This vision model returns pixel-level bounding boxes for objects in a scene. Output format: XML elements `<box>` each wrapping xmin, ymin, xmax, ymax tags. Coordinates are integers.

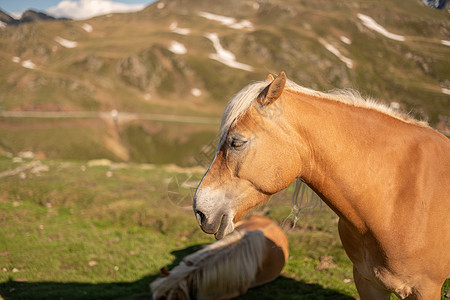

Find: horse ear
<box><xmin>265</xmin><ymin>74</ymin><xmax>274</xmax><ymax>82</ymax></box>
<box><xmin>257</xmin><ymin>72</ymin><xmax>286</xmax><ymax>106</ymax></box>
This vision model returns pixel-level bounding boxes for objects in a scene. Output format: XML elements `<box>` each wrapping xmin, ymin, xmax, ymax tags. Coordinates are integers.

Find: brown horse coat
<box><xmin>193</xmin><ymin>72</ymin><xmax>450</xmax><ymax>299</ymax></box>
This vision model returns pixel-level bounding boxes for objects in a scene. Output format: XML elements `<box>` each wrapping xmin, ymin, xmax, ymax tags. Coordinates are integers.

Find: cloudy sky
<box><xmin>0</xmin><ymin>0</ymin><xmax>155</xmax><ymax>20</ymax></box>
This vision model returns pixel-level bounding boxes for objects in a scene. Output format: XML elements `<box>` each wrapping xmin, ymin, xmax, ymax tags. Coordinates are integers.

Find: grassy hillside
<box><xmin>0</xmin><ymin>0</ymin><xmax>449</xmax><ymax>163</ymax></box>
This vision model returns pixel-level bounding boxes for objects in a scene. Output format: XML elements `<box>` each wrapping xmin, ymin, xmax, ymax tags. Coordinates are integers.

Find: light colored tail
<box><xmin>151</xmin><ymin>229</ymin><xmax>266</xmax><ymax>300</ymax></box>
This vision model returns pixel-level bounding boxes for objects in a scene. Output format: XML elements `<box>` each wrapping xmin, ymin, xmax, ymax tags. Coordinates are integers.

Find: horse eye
<box><xmin>230</xmin><ymin>138</ymin><xmax>247</xmax><ymax>149</ymax></box>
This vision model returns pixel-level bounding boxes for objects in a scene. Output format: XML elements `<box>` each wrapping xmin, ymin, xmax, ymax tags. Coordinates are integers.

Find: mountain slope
<box><xmin>0</xmin><ymin>0</ymin><xmax>449</xmax><ymax>164</ymax></box>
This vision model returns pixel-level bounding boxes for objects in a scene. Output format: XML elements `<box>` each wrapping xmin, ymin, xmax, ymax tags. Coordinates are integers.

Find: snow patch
<box><xmin>12</xmin><ymin>57</ymin><xmax>20</xmax><ymax>63</ymax></box>
<box><xmin>229</xmin><ymin>19</ymin><xmax>253</xmax><ymax>30</ymax></box>
<box><xmin>157</xmin><ymin>2</ymin><xmax>165</xmax><ymax>9</ymax></box>
<box><xmin>442</xmin><ymin>88</ymin><xmax>450</xmax><ymax>95</ymax></box>
<box><xmin>198</xmin><ymin>11</ymin><xmax>253</xmax><ymax>30</ymax></box>
<box><xmin>55</xmin><ymin>36</ymin><xmax>78</xmax><ymax>48</ymax></box>
<box><xmin>169</xmin><ymin>41</ymin><xmax>187</xmax><ymax>54</ymax></box>
<box><xmin>320</xmin><ymin>39</ymin><xmax>353</xmax><ymax>69</ymax></box>
<box><xmin>169</xmin><ymin>22</ymin><xmax>190</xmax><ymax>35</ymax></box>
<box><xmin>340</xmin><ymin>36</ymin><xmax>352</xmax><ymax>45</ymax></box>
<box><xmin>82</xmin><ymin>23</ymin><xmax>93</xmax><ymax>32</ymax></box>
<box><xmin>22</xmin><ymin>60</ymin><xmax>36</xmax><ymax>69</ymax></box>
<box><xmin>205</xmin><ymin>33</ymin><xmax>254</xmax><ymax>72</ymax></box>
<box><xmin>191</xmin><ymin>88</ymin><xmax>202</xmax><ymax>97</ymax></box>
<box><xmin>357</xmin><ymin>14</ymin><xmax>405</xmax><ymax>42</ymax></box>
<box><xmin>0</xmin><ymin>21</ymin><xmax>6</xmax><ymax>29</ymax></box>
<box><xmin>441</xmin><ymin>40</ymin><xmax>450</xmax><ymax>47</ymax></box>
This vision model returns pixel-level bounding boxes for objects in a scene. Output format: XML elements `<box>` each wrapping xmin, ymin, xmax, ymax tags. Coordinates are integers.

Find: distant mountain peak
<box><xmin>0</xmin><ymin>8</ymin><xmax>69</xmax><ymax>26</ymax></box>
<box><xmin>20</xmin><ymin>9</ymin><xmax>56</xmax><ymax>23</ymax></box>
<box><xmin>0</xmin><ymin>9</ymin><xmax>20</xmax><ymax>26</ymax></box>
<box><xmin>420</xmin><ymin>0</ymin><xmax>450</xmax><ymax>11</ymax></box>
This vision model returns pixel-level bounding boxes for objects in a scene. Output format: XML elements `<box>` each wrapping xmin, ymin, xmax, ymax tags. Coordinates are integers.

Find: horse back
<box><xmin>236</xmin><ymin>215</ymin><xmax>289</xmax><ymax>287</ymax></box>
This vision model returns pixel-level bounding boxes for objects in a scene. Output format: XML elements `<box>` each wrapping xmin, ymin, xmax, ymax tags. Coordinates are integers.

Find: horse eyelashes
<box><xmin>230</xmin><ymin>139</ymin><xmax>247</xmax><ymax>149</ymax></box>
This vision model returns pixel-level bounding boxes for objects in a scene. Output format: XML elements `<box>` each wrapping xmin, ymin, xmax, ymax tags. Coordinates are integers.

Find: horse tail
<box><xmin>151</xmin><ymin>228</ymin><xmax>266</xmax><ymax>300</ymax></box>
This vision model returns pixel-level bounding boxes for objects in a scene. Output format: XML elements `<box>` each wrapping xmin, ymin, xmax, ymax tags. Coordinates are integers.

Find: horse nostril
<box><xmin>195</xmin><ymin>210</ymin><xmax>206</xmax><ymax>226</ymax></box>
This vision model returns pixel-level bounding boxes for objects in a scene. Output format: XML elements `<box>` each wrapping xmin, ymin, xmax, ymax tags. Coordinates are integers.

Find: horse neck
<box><xmin>282</xmin><ymin>90</ymin><xmax>420</xmax><ymax>232</ymax></box>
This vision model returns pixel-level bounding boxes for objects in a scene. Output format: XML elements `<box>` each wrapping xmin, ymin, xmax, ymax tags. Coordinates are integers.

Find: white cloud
<box><xmin>10</xmin><ymin>12</ymin><xmax>23</xmax><ymax>19</ymax></box>
<box><xmin>47</xmin><ymin>0</ymin><xmax>146</xmax><ymax>20</ymax></box>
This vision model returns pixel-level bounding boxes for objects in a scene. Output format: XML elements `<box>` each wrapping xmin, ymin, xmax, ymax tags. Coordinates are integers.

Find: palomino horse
<box><xmin>151</xmin><ymin>215</ymin><xmax>288</xmax><ymax>300</ymax></box>
<box><xmin>193</xmin><ymin>72</ymin><xmax>450</xmax><ymax>299</ymax></box>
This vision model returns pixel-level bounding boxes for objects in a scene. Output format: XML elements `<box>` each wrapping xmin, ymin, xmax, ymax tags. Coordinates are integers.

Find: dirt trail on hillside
<box><xmin>0</xmin><ymin>111</ymin><xmax>219</xmax><ymax>125</ymax></box>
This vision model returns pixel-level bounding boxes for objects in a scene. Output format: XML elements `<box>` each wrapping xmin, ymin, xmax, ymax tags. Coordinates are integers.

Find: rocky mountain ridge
<box><xmin>421</xmin><ymin>0</ymin><xmax>450</xmax><ymax>11</ymax></box>
<box><xmin>0</xmin><ymin>9</ymin><xmax>68</xmax><ymax>27</ymax></box>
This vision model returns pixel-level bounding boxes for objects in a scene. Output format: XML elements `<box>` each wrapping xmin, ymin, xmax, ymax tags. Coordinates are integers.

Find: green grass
<box><xmin>0</xmin><ymin>156</ymin><xmax>214</xmax><ymax>299</ymax></box>
<box><xmin>122</xmin><ymin>122</ymin><xmax>217</xmax><ymax>166</ymax></box>
<box><xmin>0</xmin><ymin>118</ymin><xmax>219</xmax><ymax>166</ymax></box>
<box><xmin>0</xmin><ymin>118</ymin><xmax>121</xmax><ymax>162</ymax></box>
<box><xmin>0</xmin><ymin>156</ymin><xmax>448</xmax><ymax>299</ymax></box>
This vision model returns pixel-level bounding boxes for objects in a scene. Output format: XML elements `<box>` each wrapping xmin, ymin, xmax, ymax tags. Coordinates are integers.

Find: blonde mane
<box><xmin>219</xmin><ymin>78</ymin><xmax>428</xmax><ymax>143</ymax></box>
<box><xmin>151</xmin><ymin>229</ymin><xmax>266</xmax><ymax>300</ymax></box>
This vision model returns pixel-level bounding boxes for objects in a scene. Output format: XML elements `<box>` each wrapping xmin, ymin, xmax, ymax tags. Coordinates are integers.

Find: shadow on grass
<box><xmin>0</xmin><ymin>245</ymin><xmax>355</xmax><ymax>300</ymax></box>
<box><xmin>238</xmin><ymin>277</ymin><xmax>355</xmax><ymax>300</ymax></box>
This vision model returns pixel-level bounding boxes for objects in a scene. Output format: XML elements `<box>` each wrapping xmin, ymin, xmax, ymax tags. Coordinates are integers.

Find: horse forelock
<box><xmin>218</xmin><ymin>78</ymin><xmax>427</xmax><ymax>149</ymax></box>
<box><xmin>218</xmin><ymin>81</ymin><xmax>269</xmax><ymax>146</ymax></box>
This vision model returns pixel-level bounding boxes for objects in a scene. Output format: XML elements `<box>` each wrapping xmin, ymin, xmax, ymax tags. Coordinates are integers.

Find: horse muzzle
<box><xmin>193</xmin><ymin>183</ymin><xmax>237</xmax><ymax>239</ymax></box>
<box><xmin>194</xmin><ymin>208</ymin><xmax>234</xmax><ymax>240</ymax></box>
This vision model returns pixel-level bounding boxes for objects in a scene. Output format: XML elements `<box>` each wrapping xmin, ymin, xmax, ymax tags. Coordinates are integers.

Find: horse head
<box><xmin>193</xmin><ymin>72</ymin><xmax>304</xmax><ymax>239</ymax></box>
